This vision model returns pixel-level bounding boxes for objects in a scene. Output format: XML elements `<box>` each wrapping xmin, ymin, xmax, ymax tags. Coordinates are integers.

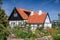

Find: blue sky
<box><xmin>2</xmin><ymin>0</ymin><xmax>60</xmax><ymax>21</ymax></box>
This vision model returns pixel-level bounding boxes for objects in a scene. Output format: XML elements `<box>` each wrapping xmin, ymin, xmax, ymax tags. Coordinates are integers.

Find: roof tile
<box><xmin>16</xmin><ymin>8</ymin><xmax>31</xmax><ymax>19</ymax></box>
<box><xmin>27</xmin><ymin>13</ymin><xmax>47</xmax><ymax>24</ymax></box>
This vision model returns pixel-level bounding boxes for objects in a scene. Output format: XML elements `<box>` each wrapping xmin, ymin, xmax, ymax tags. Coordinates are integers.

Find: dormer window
<box><xmin>14</xmin><ymin>11</ymin><xmax>18</xmax><ymax>17</ymax></box>
<box><xmin>14</xmin><ymin>13</ymin><xmax>18</xmax><ymax>17</ymax></box>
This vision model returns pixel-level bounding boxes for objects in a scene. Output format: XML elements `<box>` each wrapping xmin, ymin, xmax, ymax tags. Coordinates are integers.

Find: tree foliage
<box><xmin>0</xmin><ymin>0</ymin><xmax>8</xmax><ymax>27</ymax></box>
<box><xmin>58</xmin><ymin>13</ymin><xmax>60</xmax><ymax>16</ymax></box>
<box><xmin>0</xmin><ymin>0</ymin><xmax>2</xmax><ymax>8</ymax></box>
<box><xmin>0</xmin><ymin>0</ymin><xmax>10</xmax><ymax>40</ymax></box>
<box><xmin>0</xmin><ymin>8</ymin><xmax>9</xmax><ymax>27</ymax></box>
<box><xmin>58</xmin><ymin>13</ymin><xmax>60</xmax><ymax>20</ymax></box>
<box><xmin>0</xmin><ymin>24</ymin><xmax>11</xmax><ymax>40</ymax></box>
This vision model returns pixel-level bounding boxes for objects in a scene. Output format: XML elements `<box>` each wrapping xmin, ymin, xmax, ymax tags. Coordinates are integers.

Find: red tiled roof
<box><xmin>16</xmin><ymin>7</ymin><xmax>47</xmax><ymax>24</ymax></box>
<box><xmin>27</xmin><ymin>13</ymin><xmax>47</xmax><ymax>24</ymax></box>
<box><xmin>16</xmin><ymin>8</ymin><xmax>31</xmax><ymax>19</ymax></box>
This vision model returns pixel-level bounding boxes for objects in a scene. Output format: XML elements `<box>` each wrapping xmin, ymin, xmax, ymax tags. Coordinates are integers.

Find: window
<box><xmin>11</xmin><ymin>22</ymin><xmax>16</xmax><ymax>27</ymax></box>
<box><xmin>13</xmin><ymin>22</ymin><xmax>15</xmax><ymax>25</ymax></box>
<box><xmin>14</xmin><ymin>13</ymin><xmax>18</xmax><ymax>17</ymax></box>
<box><xmin>14</xmin><ymin>11</ymin><xmax>18</xmax><ymax>17</ymax></box>
<box><xmin>18</xmin><ymin>22</ymin><xmax>22</xmax><ymax>27</ymax></box>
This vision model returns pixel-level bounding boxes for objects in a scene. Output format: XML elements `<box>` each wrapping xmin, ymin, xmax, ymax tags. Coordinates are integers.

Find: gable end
<box><xmin>8</xmin><ymin>7</ymin><xmax>24</xmax><ymax>21</ymax></box>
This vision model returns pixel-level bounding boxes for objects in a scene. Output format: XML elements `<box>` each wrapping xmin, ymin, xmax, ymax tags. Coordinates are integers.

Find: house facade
<box><xmin>8</xmin><ymin>7</ymin><xmax>52</xmax><ymax>29</ymax></box>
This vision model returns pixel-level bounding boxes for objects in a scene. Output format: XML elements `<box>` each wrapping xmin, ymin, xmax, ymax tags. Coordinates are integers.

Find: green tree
<box><xmin>58</xmin><ymin>13</ymin><xmax>60</xmax><ymax>20</ymax></box>
<box><xmin>0</xmin><ymin>0</ymin><xmax>10</xmax><ymax>40</ymax></box>
<box><xmin>0</xmin><ymin>24</ymin><xmax>11</xmax><ymax>40</ymax></box>
<box><xmin>57</xmin><ymin>13</ymin><xmax>60</xmax><ymax>26</ymax></box>
<box><xmin>0</xmin><ymin>7</ymin><xmax>9</xmax><ymax>27</ymax></box>
<box><xmin>0</xmin><ymin>0</ymin><xmax>8</xmax><ymax>27</ymax></box>
<box><xmin>0</xmin><ymin>0</ymin><xmax>2</xmax><ymax>8</ymax></box>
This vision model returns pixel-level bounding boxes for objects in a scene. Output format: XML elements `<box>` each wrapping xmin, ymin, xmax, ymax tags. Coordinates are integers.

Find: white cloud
<box><xmin>54</xmin><ymin>0</ymin><xmax>59</xmax><ymax>3</ymax></box>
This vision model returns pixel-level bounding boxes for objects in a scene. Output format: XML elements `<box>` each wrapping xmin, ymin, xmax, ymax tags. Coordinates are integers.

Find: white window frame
<box><xmin>11</xmin><ymin>21</ymin><xmax>16</xmax><ymax>27</ymax></box>
<box><xmin>14</xmin><ymin>13</ymin><xmax>18</xmax><ymax>17</ymax></box>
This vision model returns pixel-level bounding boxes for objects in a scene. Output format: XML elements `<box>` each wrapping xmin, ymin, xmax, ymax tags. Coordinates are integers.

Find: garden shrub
<box><xmin>12</xmin><ymin>26</ymin><xmax>35</xmax><ymax>38</ymax></box>
<box><xmin>11</xmin><ymin>26</ymin><xmax>60</xmax><ymax>40</ymax></box>
<box><xmin>53</xmin><ymin>34</ymin><xmax>60</xmax><ymax>40</ymax></box>
<box><xmin>44</xmin><ymin>28</ymin><xmax>58</xmax><ymax>35</ymax></box>
<box><xmin>0</xmin><ymin>24</ymin><xmax>11</xmax><ymax>40</ymax></box>
<box><xmin>57</xmin><ymin>29</ymin><xmax>60</xmax><ymax>34</ymax></box>
<box><xmin>15</xmin><ymin>30</ymin><xmax>36</xmax><ymax>38</ymax></box>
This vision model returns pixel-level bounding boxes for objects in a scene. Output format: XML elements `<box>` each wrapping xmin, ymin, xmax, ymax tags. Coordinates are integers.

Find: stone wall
<box><xmin>36</xmin><ymin>36</ymin><xmax>53</xmax><ymax>40</ymax></box>
<box><xmin>7</xmin><ymin>36</ymin><xmax>53</xmax><ymax>40</ymax></box>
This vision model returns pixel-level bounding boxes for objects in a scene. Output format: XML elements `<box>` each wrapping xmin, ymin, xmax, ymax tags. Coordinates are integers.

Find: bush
<box><xmin>12</xmin><ymin>26</ymin><xmax>60</xmax><ymax>39</ymax></box>
<box><xmin>53</xmin><ymin>34</ymin><xmax>60</xmax><ymax>40</ymax></box>
<box><xmin>12</xmin><ymin>26</ymin><xmax>34</xmax><ymax>38</ymax></box>
<box><xmin>15</xmin><ymin>31</ymin><xmax>32</xmax><ymax>38</ymax></box>
<box><xmin>0</xmin><ymin>24</ymin><xmax>11</xmax><ymax>40</ymax></box>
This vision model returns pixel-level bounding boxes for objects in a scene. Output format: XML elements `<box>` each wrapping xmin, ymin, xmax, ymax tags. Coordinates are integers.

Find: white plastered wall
<box><xmin>44</xmin><ymin>15</ymin><xmax>52</xmax><ymax>28</ymax></box>
<box><xmin>9</xmin><ymin>20</ymin><xmax>26</xmax><ymax>27</ymax></box>
<box><xmin>30</xmin><ymin>24</ymin><xmax>37</xmax><ymax>30</ymax></box>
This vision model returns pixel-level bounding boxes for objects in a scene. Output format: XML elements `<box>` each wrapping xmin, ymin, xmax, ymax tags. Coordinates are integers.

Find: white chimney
<box><xmin>30</xmin><ymin>11</ymin><xmax>34</xmax><ymax>16</ymax></box>
<box><xmin>39</xmin><ymin>10</ymin><xmax>42</xmax><ymax>15</ymax></box>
